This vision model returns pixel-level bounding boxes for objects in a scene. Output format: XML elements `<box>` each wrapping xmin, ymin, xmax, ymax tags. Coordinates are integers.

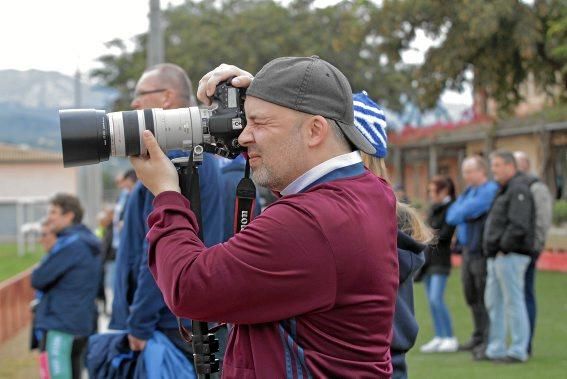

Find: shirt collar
<box><xmin>280</xmin><ymin>151</ymin><xmax>362</xmax><ymax>196</ymax></box>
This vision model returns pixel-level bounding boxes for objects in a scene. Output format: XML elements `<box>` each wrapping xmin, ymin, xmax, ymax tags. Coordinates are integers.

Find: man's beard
<box><xmin>250</xmin><ymin>131</ymin><xmax>303</xmax><ymax>191</ymax></box>
<box><xmin>251</xmin><ymin>164</ymin><xmax>287</xmax><ymax>190</ymax></box>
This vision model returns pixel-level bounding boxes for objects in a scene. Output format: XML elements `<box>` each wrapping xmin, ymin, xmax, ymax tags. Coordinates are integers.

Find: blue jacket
<box><xmin>110</xmin><ymin>152</ymin><xmax>227</xmax><ymax>339</ymax></box>
<box><xmin>392</xmin><ymin>231</ymin><xmax>426</xmax><ymax>379</ymax></box>
<box><xmin>87</xmin><ymin>331</ymin><xmax>195</xmax><ymax>379</ymax></box>
<box><xmin>218</xmin><ymin>155</ymin><xmax>262</xmax><ymax>241</ymax></box>
<box><xmin>31</xmin><ymin>224</ymin><xmax>102</xmax><ymax>336</ymax></box>
<box><xmin>87</xmin><ymin>332</ymin><xmax>145</xmax><ymax>379</ymax></box>
<box><xmin>446</xmin><ymin>181</ymin><xmax>499</xmax><ymax>251</ymax></box>
<box><xmin>143</xmin><ymin>331</ymin><xmax>196</xmax><ymax>379</ymax></box>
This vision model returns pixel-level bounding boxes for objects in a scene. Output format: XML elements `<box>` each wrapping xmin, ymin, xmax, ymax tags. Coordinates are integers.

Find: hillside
<box><xmin>0</xmin><ymin>69</ymin><xmax>117</xmax><ymax>150</ymax></box>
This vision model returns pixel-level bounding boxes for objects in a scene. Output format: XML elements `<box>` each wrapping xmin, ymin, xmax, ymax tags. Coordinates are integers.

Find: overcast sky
<box><xmin>1</xmin><ymin>0</ymin><xmax>470</xmax><ymax>104</ymax></box>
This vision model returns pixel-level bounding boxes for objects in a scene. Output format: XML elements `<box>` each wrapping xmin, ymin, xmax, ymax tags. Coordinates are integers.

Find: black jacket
<box><xmin>424</xmin><ymin>200</ymin><xmax>456</xmax><ymax>276</ymax></box>
<box><xmin>483</xmin><ymin>173</ymin><xmax>536</xmax><ymax>258</ymax></box>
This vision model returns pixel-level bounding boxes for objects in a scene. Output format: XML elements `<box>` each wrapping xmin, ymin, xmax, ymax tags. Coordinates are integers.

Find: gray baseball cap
<box><xmin>246</xmin><ymin>56</ymin><xmax>377</xmax><ymax>155</ymax></box>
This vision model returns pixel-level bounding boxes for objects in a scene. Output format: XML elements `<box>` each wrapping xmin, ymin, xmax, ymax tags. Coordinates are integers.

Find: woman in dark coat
<box><xmin>420</xmin><ymin>176</ymin><xmax>458</xmax><ymax>353</ymax></box>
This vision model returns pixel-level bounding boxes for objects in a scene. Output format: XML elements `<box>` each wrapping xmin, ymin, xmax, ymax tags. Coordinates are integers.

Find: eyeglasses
<box><xmin>132</xmin><ymin>88</ymin><xmax>168</xmax><ymax>99</ymax></box>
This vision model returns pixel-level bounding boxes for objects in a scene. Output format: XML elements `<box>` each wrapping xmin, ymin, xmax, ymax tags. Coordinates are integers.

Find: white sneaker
<box><xmin>420</xmin><ymin>337</ymin><xmax>443</xmax><ymax>353</ymax></box>
<box><xmin>437</xmin><ymin>337</ymin><xmax>459</xmax><ymax>352</ymax></box>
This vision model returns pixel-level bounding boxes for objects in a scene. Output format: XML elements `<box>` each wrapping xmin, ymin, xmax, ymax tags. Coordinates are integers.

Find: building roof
<box><xmin>0</xmin><ymin>143</ymin><xmax>62</xmax><ymax>163</ymax></box>
<box><xmin>389</xmin><ymin>115</ymin><xmax>567</xmax><ymax>149</ymax></box>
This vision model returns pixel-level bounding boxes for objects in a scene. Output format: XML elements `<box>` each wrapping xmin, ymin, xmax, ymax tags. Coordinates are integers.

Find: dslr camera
<box><xmin>59</xmin><ymin>82</ymin><xmax>246</xmax><ymax>167</ymax></box>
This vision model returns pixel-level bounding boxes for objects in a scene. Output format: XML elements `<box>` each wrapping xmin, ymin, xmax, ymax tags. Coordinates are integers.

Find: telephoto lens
<box><xmin>59</xmin><ymin>81</ymin><xmax>246</xmax><ymax>167</ymax></box>
<box><xmin>59</xmin><ymin>107</ymin><xmax>205</xmax><ymax>167</ymax></box>
<box><xmin>59</xmin><ymin>109</ymin><xmax>110</xmax><ymax>167</ymax></box>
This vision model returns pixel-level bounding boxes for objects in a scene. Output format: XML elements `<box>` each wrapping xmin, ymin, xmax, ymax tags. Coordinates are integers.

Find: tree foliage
<box><xmin>92</xmin><ymin>0</ymin><xmax>566</xmax><ymax>115</ymax></box>
<box><xmin>378</xmin><ymin>0</ymin><xmax>567</xmax><ymax>112</ymax></box>
<box><xmin>91</xmin><ymin>0</ymin><xmax>412</xmax><ymax>111</ymax></box>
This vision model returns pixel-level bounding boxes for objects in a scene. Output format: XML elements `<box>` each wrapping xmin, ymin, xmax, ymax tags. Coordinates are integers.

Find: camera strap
<box><xmin>234</xmin><ymin>158</ymin><xmax>257</xmax><ymax>232</ymax></box>
<box><xmin>176</xmin><ymin>156</ymin><xmax>256</xmax><ymax>354</ymax></box>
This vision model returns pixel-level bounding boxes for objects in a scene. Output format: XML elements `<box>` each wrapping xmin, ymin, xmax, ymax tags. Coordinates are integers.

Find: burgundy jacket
<box><xmin>147</xmin><ymin>168</ymin><xmax>399</xmax><ymax>378</ymax></box>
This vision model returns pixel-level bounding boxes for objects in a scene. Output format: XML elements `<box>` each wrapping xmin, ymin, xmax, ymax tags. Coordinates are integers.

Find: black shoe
<box><xmin>493</xmin><ymin>356</ymin><xmax>525</xmax><ymax>364</ymax></box>
<box><xmin>472</xmin><ymin>350</ymin><xmax>490</xmax><ymax>361</ymax></box>
<box><xmin>472</xmin><ymin>343</ymin><xmax>487</xmax><ymax>355</ymax></box>
<box><xmin>459</xmin><ymin>339</ymin><xmax>480</xmax><ymax>352</ymax></box>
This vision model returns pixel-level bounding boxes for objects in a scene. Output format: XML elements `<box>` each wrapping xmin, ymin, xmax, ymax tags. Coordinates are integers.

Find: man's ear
<box><xmin>307</xmin><ymin>116</ymin><xmax>330</xmax><ymax>148</ymax></box>
<box><xmin>63</xmin><ymin>211</ymin><xmax>75</xmax><ymax>225</ymax></box>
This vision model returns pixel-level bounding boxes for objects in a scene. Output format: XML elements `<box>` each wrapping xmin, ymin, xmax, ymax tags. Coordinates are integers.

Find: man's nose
<box><xmin>237</xmin><ymin>125</ymin><xmax>254</xmax><ymax>146</ymax></box>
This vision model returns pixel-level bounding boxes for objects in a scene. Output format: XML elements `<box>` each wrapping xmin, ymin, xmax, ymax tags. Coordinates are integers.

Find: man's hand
<box><xmin>130</xmin><ymin>131</ymin><xmax>180</xmax><ymax>196</ymax></box>
<box><xmin>128</xmin><ymin>334</ymin><xmax>147</xmax><ymax>351</ymax></box>
<box><xmin>197</xmin><ymin>63</ymin><xmax>254</xmax><ymax>105</ymax></box>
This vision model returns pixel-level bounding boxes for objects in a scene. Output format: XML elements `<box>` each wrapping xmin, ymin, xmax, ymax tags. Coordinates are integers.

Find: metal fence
<box><xmin>0</xmin><ymin>197</ymin><xmax>48</xmax><ymax>255</ymax></box>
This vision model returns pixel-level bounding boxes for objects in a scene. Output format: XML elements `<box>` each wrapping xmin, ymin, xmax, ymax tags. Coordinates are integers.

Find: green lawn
<box><xmin>407</xmin><ymin>270</ymin><xmax>567</xmax><ymax>378</ymax></box>
<box><xmin>0</xmin><ymin>243</ymin><xmax>43</xmax><ymax>282</ymax></box>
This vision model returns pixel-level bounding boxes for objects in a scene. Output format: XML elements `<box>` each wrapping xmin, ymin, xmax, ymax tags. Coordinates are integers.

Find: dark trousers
<box><xmin>525</xmin><ymin>255</ymin><xmax>538</xmax><ymax>354</ymax></box>
<box><xmin>71</xmin><ymin>337</ymin><xmax>88</xmax><ymax>379</ymax></box>
<box><xmin>461</xmin><ymin>253</ymin><xmax>489</xmax><ymax>346</ymax></box>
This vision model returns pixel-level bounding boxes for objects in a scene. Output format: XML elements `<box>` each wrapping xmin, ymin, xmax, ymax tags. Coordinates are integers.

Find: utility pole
<box><xmin>147</xmin><ymin>0</ymin><xmax>165</xmax><ymax>67</ymax></box>
<box><xmin>75</xmin><ymin>69</ymin><xmax>102</xmax><ymax>229</ymax></box>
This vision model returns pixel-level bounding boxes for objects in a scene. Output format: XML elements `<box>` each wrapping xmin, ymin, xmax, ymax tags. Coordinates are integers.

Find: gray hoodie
<box><xmin>528</xmin><ymin>176</ymin><xmax>553</xmax><ymax>253</ymax></box>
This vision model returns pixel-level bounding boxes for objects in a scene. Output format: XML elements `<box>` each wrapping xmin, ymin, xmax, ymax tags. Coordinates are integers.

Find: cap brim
<box><xmin>336</xmin><ymin>120</ymin><xmax>377</xmax><ymax>155</ymax></box>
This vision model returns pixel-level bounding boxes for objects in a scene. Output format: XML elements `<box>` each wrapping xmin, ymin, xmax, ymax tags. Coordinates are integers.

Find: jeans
<box><xmin>485</xmin><ymin>253</ymin><xmax>531</xmax><ymax>361</ymax></box>
<box><xmin>104</xmin><ymin>260</ymin><xmax>116</xmax><ymax>291</ymax></box>
<box><xmin>424</xmin><ymin>274</ymin><xmax>453</xmax><ymax>338</ymax></box>
<box><xmin>525</xmin><ymin>255</ymin><xmax>538</xmax><ymax>354</ymax></box>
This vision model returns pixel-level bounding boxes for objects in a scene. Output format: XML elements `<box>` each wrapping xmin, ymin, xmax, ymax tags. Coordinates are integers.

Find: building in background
<box><xmin>388</xmin><ymin>119</ymin><xmax>567</xmax><ymax>205</ymax></box>
<box><xmin>0</xmin><ymin>143</ymin><xmax>78</xmax><ymax>243</ymax></box>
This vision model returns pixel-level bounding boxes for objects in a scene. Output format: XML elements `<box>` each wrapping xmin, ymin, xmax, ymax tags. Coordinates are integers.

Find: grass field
<box><xmin>407</xmin><ymin>270</ymin><xmax>567</xmax><ymax>378</ymax></box>
<box><xmin>0</xmin><ymin>254</ymin><xmax>565</xmax><ymax>377</ymax></box>
<box><xmin>0</xmin><ymin>243</ymin><xmax>42</xmax><ymax>282</ymax></box>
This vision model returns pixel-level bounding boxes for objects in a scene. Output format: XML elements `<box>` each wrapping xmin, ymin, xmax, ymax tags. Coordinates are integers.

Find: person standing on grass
<box><xmin>31</xmin><ymin>193</ymin><xmax>102</xmax><ymax>378</ymax></box>
<box><xmin>419</xmin><ymin>176</ymin><xmax>458</xmax><ymax>353</ymax></box>
<box><xmin>446</xmin><ymin>156</ymin><xmax>498</xmax><ymax>357</ymax></box>
<box><xmin>481</xmin><ymin>151</ymin><xmax>535</xmax><ymax>363</ymax></box>
<box><xmin>513</xmin><ymin>151</ymin><xmax>553</xmax><ymax>356</ymax></box>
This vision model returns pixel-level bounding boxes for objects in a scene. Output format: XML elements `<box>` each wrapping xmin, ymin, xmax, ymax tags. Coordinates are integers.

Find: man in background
<box><xmin>482</xmin><ymin>151</ymin><xmax>535</xmax><ymax>363</ymax></box>
<box><xmin>513</xmin><ymin>151</ymin><xmax>553</xmax><ymax>355</ymax></box>
<box><xmin>101</xmin><ymin>169</ymin><xmax>137</xmax><ymax>314</ymax></box>
<box><xmin>446</xmin><ymin>156</ymin><xmax>499</xmax><ymax>358</ymax></box>
<box><xmin>110</xmin><ymin>63</ymin><xmax>232</xmax><ymax>364</ymax></box>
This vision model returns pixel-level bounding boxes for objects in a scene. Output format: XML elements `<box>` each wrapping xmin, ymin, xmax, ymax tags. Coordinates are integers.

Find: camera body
<box><xmin>204</xmin><ymin>81</ymin><xmax>247</xmax><ymax>158</ymax></box>
<box><xmin>58</xmin><ymin>82</ymin><xmax>247</xmax><ymax>167</ymax></box>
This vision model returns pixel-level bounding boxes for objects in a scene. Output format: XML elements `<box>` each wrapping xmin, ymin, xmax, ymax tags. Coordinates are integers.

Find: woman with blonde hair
<box><xmin>354</xmin><ymin>92</ymin><xmax>432</xmax><ymax>378</ymax></box>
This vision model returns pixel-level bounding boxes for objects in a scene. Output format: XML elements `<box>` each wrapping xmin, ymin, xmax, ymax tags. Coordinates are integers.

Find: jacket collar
<box><xmin>281</xmin><ymin>151</ymin><xmax>363</xmax><ymax>196</ymax></box>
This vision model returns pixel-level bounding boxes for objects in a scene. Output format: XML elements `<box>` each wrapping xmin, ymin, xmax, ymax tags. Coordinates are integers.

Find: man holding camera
<box><xmin>131</xmin><ymin>56</ymin><xmax>399</xmax><ymax>377</ymax></box>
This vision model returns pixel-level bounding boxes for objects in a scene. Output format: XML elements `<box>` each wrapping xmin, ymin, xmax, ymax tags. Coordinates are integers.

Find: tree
<box><xmin>378</xmin><ymin>0</ymin><xmax>567</xmax><ymax>113</ymax></box>
<box><xmin>91</xmin><ymin>0</ymin><xmax>412</xmax><ymax>111</ymax></box>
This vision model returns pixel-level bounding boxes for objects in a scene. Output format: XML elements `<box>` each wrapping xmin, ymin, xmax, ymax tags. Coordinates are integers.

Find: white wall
<box><xmin>0</xmin><ymin>163</ymin><xmax>78</xmax><ymax>198</ymax></box>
